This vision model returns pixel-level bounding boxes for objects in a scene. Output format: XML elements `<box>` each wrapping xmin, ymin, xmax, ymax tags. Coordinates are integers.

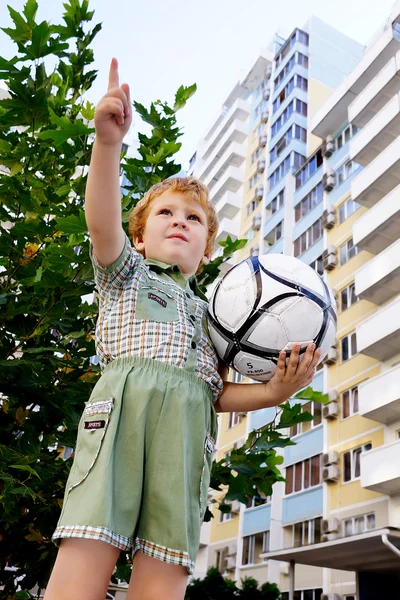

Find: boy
<box><xmin>45</xmin><ymin>59</ymin><xmax>319</xmax><ymax>600</ymax></box>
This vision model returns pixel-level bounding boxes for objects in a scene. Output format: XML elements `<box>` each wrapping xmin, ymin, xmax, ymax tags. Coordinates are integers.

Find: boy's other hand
<box><xmin>94</xmin><ymin>58</ymin><xmax>133</xmax><ymax>146</ymax></box>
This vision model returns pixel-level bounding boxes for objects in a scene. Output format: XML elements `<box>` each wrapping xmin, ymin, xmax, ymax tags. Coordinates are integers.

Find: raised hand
<box><xmin>94</xmin><ymin>58</ymin><xmax>132</xmax><ymax>146</ymax></box>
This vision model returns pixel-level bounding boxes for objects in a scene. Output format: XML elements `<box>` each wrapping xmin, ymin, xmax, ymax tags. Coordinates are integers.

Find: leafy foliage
<box><xmin>185</xmin><ymin>568</ymin><xmax>281</xmax><ymax>599</ymax></box>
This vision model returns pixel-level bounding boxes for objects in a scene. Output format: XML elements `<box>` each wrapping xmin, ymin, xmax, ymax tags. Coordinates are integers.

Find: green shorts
<box><xmin>52</xmin><ymin>356</ymin><xmax>218</xmax><ymax>574</ymax></box>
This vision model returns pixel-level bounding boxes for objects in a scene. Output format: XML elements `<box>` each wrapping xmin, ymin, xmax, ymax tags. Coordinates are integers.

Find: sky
<box><xmin>0</xmin><ymin>0</ymin><xmax>397</xmax><ymax>167</ymax></box>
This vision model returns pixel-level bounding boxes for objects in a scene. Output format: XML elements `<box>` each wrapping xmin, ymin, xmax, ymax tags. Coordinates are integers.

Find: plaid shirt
<box><xmin>90</xmin><ymin>235</ymin><xmax>223</xmax><ymax>403</ymax></box>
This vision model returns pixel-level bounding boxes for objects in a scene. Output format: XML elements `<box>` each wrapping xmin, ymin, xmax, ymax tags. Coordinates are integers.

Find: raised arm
<box><xmin>85</xmin><ymin>58</ymin><xmax>132</xmax><ymax>267</ymax></box>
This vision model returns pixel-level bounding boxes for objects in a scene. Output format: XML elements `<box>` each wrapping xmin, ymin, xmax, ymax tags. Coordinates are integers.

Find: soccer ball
<box><xmin>207</xmin><ymin>254</ymin><xmax>337</xmax><ymax>382</ymax></box>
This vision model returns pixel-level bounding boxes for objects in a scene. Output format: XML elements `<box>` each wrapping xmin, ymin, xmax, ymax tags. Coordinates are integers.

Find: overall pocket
<box><xmin>67</xmin><ymin>396</ymin><xmax>115</xmax><ymax>493</ymax></box>
<box><xmin>135</xmin><ymin>285</ymin><xmax>179</xmax><ymax>322</ymax></box>
<box><xmin>199</xmin><ymin>432</ymin><xmax>215</xmax><ymax>521</ymax></box>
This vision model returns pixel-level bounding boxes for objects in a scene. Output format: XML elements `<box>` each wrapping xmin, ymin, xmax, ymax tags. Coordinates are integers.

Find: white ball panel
<box><xmin>208</xmin><ymin>323</ymin><xmax>231</xmax><ymax>358</ymax></box>
<box><xmin>281</xmin><ymin>297</ymin><xmax>324</xmax><ymax>342</ymax></box>
<box><xmin>213</xmin><ymin>263</ymin><xmax>255</xmax><ymax>331</ymax></box>
<box><xmin>233</xmin><ymin>352</ymin><xmax>276</xmax><ymax>382</ymax></box>
<box><xmin>317</xmin><ymin>317</ymin><xmax>337</xmax><ymax>361</ymax></box>
<box><xmin>294</xmin><ymin>265</ymin><xmax>326</xmax><ymax>297</ymax></box>
<box><xmin>246</xmin><ymin>313</ymin><xmax>288</xmax><ymax>351</ymax></box>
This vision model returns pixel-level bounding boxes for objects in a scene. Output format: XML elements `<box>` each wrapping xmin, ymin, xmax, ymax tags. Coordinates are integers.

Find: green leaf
<box><xmin>23</xmin><ymin>0</ymin><xmax>39</xmax><ymax>25</ymax></box>
<box><xmin>173</xmin><ymin>83</ymin><xmax>197</xmax><ymax>112</ymax></box>
<box><xmin>3</xmin><ymin>6</ymin><xmax>31</xmax><ymax>43</ymax></box>
<box><xmin>10</xmin><ymin>464</ymin><xmax>41</xmax><ymax>479</ymax></box>
<box><xmin>56</xmin><ymin>211</ymin><xmax>87</xmax><ymax>234</ymax></box>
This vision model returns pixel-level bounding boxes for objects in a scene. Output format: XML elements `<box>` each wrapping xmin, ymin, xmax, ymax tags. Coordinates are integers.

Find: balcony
<box><xmin>361</xmin><ymin>440</ymin><xmax>400</xmax><ymax>495</ymax></box>
<box><xmin>349</xmin><ymin>50</ymin><xmax>400</xmax><ymax>128</ymax></box>
<box><xmin>359</xmin><ymin>364</ymin><xmax>400</xmax><ymax>423</ymax></box>
<box><xmin>210</xmin><ymin>166</ymin><xmax>244</xmax><ymax>205</ymax></box>
<box><xmin>353</xmin><ymin>184</ymin><xmax>400</xmax><ymax>253</ymax></box>
<box><xmin>355</xmin><ymin>238</ymin><xmax>400</xmax><ymax>304</ymax></box>
<box><xmin>350</xmin><ymin>92</ymin><xmax>400</xmax><ymax>166</ymax></box>
<box><xmin>197</xmin><ymin>120</ymin><xmax>248</xmax><ymax>181</ymax></box>
<box><xmin>356</xmin><ymin>296</ymin><xmax>400</xmax><ymax>361</ymax></box>
<box><xmin>205</xmin><ymin>142</ymin><xmax>246</xmax><ymax>191</ymax></box>
<box><xmin>215</xmin><ymin>217</ymin><xmax>240</xmax><ymax>244</ymax></box>
<box><xmin>202</xmin><ymin>98</ymin><xmax>250</xmax><ymax>161</ymax></box>
<box><xmin>312</xmin><ymin>20</ymin><xmax>400</xmax><ymax>138</ymax></box>
<box><xmin>352</xmin><ymin>136</ymin><xmax>400</xmax><ymax>207</ymax></box>
<box><xmin>214</xmin><ymin>191</ymin><xmax>242</xmax><ymax>220</ymax></box>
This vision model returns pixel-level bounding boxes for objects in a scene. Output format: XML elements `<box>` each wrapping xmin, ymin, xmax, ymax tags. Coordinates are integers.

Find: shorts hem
<box><xmin>52</xmin><ymin>525</ymin><xmax>132</xmax><ymax>551</ymax></box>
<box><xmin>133</xmin><ymin>536</ymin><xmax>194</xmax><ymax>575</ymax></box>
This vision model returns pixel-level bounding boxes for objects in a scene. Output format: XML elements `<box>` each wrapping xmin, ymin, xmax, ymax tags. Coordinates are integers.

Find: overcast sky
<box><xmin>0</xmin><ymin>0</ymin><xmax>397</xmax><ymax>167</ymax></box>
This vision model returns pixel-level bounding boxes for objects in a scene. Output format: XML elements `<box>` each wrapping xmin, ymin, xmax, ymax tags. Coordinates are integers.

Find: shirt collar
<box><xmin>143</xmin><ymin>258</ymin><xmax>208</xmax><ymax>302</ymax></box>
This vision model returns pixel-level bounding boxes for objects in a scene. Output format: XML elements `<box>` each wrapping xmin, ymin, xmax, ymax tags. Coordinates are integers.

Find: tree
<box><xmin>0</xmin><ymin>1</ymin><xmax>327</xmax><ymax>596</ymax></box>
<box><xmin>184</xmin><ymin>569</ymin><xmax>281</xmax><ymax>600</ymax></box>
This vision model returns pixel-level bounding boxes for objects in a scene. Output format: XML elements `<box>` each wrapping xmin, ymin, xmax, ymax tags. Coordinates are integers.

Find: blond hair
<box><xmin>128</xmin><ymin>177</ymin><xmax>219</xmax><ymax>273</ymax></box>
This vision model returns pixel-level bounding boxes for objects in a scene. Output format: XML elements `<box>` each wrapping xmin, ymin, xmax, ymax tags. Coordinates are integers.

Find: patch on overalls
<box><xmin>84</xmin><ymin>420</ymin><xmax>106</xmax><ymax>430</ymax></box>
<box><xmin>84</xmin><ymin>397</ymin><xmax>115</xmax><ymax>416</ymax></box>
<box><xmin>205</xmin><ymin>433</ymin><xmax>215</xmax><ymax>454</ymax></box>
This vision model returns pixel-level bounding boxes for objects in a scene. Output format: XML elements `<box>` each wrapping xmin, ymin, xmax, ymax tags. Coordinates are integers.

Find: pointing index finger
<box><xmin>108</xmin><ymin>57</ymin><xmax>119</xmax><ymax>91</ymax></box>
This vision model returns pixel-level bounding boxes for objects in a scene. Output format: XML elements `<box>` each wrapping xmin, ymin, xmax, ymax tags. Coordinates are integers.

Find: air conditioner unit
<box><xmin>322</xmin><ymin>346</ymin><xmax>338</xmax><ymax>366</ymax></box>
<box><xmin>255</xmin><ymin>185</ymin><xmax>264</xmax><ymax>200</ymax></box>
<box><xmin>323</xmin><ymin>401</ymin><xmax>339</xmax><ymax>419</ymax></box>
<box><xmin>265</xmin><ymin>65</ymin><xmax>272</xmax><ymax>78</ymax></box>
<box><xmin>230</xmin><ymin>500</ymin><xmax>241</xmax><ymax>514</ymax></box>
<box><xmin>259</xmin><ymin>133</ymin><xmax>268</xmax><ymax>147</ymax></box>
<box><xmin>322</xmin><ymin>134</ymin><xmax>334</xmax><ymax>158</ymax></box>
<box><xmin>321</xmin><ymin>593</ymin><xmax>342</xmax><ymax>600</ymax></box>
<box><xmin>322</xmin><ymin>465</ymin><xmax>340</xmax><ymax>483</ymax></box>
<box><xmin>322</xmin><ymin>245</ymin><xmax>337</xmax><ymax>271</ymax></box>
<box><xmin>323</xmin><ymin>450</ymin><xmax>339</xmax><ymax>466</ymax></box>
<box><xmin>280</xmin><ymin>561</ymin><xmax>289</xmax><ymax>575</ymax></box>
<box><xmin>328</xmin><ymin>390</ymin><xmax>338</xmax><ymax>402</ymax></box>
<box><xmin>322</xmin><ymin>169</ymin><xmax>335</xmax><ymax>192</ymax></box>
<box><xmin>261</xmin><ymin>109</ymin><xmax>269</xmax><ymax>123</ymax></box>
<box><xmin>253</xmin><ymin>213</ymin><xmax>262</xmax><ymax>229</ymax></box>
<box><xmin>227</xmin><ymin>544</ymin><xmax>237</xmax><ymax>556</ymax></box>
<box><xmin>263</xmin><ymin>88</ymin><xmax>270</xmax><ymax>102</ymax></box>
<box><xmin>257</xmin><ymin>157</ymin><xmax>266</xmax><ymax>173</ymax></box>
<box><xmin>250</xmin><ymin>244</ymin><xmax>260</xmax><ymax>257</ymax></box>
<box><xmin>322</xmin><ymin>205</ymin><xmax>336</xmax><ymax>230</ymax></box>
<box><xmin>321</xmin><ymin>517</ymin><xmax>341</xmax><ymax>534</ymax></box>
<box><xmin>224</xmin><ymin>556</ymin><xmax>236</xmax><ymax>571</ymax></box>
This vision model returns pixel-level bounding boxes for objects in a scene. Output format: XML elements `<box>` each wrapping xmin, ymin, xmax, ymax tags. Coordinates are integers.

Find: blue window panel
<box><xmin>263</xmin><ymin>205</ymin><xmax>284</xmax><ymax>239</ymax></box>
<box><xmin>273</xmin><ymin>42</ymin><xmax>309</xmax><ymax>94</ymax></box>
<box><xmin>295</xmin><ymin>238</ymin><xmax>324</xmax><ymax>265</ymax></box>
<box><xmin>265</xmin><ymin>237</ymin><xmax>284</xmax><ymax>255</ymax></box>
<box><xmin>282</xmin><ymin>486</ymin><xmax>323</xmax><ymax>525</ymax></box>
<box><xmin>328</xmin><ymin>165</ymin><xmax>363</xmax><ymax>206</ymax></box>
<box><xmin>292</xmin><ymin>202</ymin><xmax>324</xmax><ymax>240</ymax></box>
<box><xmin>268</xmin><ymin>139</ymin><xmax>307</xmax><ymax>178</ymax></box>
<box><xmin>327</xmin><ymin>140</ymin><xmax>350</xmax><ymax>170</ymax></box>
<box><xmin>249</xmin><ymin>406</ymin><xmax>276</xmax><ymax>430</ymax></box>
<box><xmin>273</xmin><ymin>64</ymin><xmax>309</xmax><ymax>105</ymax></box>
<box><xmin>242</xmin><ymin>503</ymin><xmax>272</xmax><ymax>537</ymax></box>
<box><xmin>310</xmin><ymin>370</ymin><xmax>323</xmax><ymax>393</ymax></box>
<box><xmin>293</xmin><ymin>166</ymin><xmax>323</xmax><ymax>207</ymax></box>
<box><xmin>265</xmin><ymin>176</ymin><xmax>286</xmax><ymax>207</ymax></box>
<box><xmin>284</xmin><ymin>426</ymin><xmax>323</xmax><ymax>467</ymax></box>
<box><xmin>270</xmin><ymin>113</ymin><xmax>308</xmax><ymax>147</ymax></box>
<box><xmin>270</xmin><ymin>88</ymin><xmax>308</xmax><ymax>130</ymax></box>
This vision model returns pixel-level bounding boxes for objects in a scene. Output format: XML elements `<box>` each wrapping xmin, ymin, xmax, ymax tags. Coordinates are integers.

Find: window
<box><xmin>341</xmin><ymin>332</ymin><xmax>357</xmax><ymax>362</ymax></box>
<box><xmin>285</xmin><ymin>455</ymin><xmax>321</xmax><ymax>495</ymax></box>
<box><xmin>344</xmin><ymin>513</ymin><xmax>375</xmax><ymax>536</ymax></box>
<box><xmin>340</xmin><ymin>283</ymin><xmax>358</xmax><ymax>311</ymax></box>
<box><xmin>271</xmin><ymin>99</ymin><xmax>308</xmax><ymax>138</ymax></box>
<box><xmin>269</xmin><ymin>152</ymin><xmax>306</xmax><ymax>190</ymax></box>
<box><xmin>343</xmin><ymin>443</ymin><xmax>372</xmax><ymax>482</ymax></box>
<box><xmin>295</xmin><ymin>149</ymin><xmax>323</xmax><ymax>189</ymax></box>
<box><xmin>242</xmin><ymin>531</ymin><xmax>270</xmax><ymax>565</ymax></box>
<box><xmin>275</xmin><ymin>30</ymin><xmax>309</xmax><ymax>67</ymax></box>
<box><xmin>249</xmin><ymin>171</ymin><xmax>262</xmax><ymax>190</ymax></box>
<box><xmin>246</xmin><ymin>493</ymin><xmax>272</xmax><ymax>508</ymax></box>
<box><xmin>294</xmin><ymin>182</ymin><xmax>323</xmax><ymax>222</ymax></box>
<box><xmin>287</xmin><ymin>518</ymin><xmax>322</xmax><ymax>547</ymax></box>
<box><xmin>252</xmin><ymin>99</ymin><xmax>268</xmax><ymax>121</ymax></box>
<box><xmin>215</xmin><ymin>547</ymin><xmax>228</xmax><ymax>571</ymax></box>
<box><xmin>274</xmin><ymin>52</ymin><xmax>308</xmax><ymax>87</ymax></box>
<box><xmin>309</xmin><ymin>255</ymin><xmax>323</xmax><ymax>276</ymax></box>
<box><xmin>342</xmin><ymin>386</ymin><xmax>359</xmax><ymax>419</ymax></box>
<box><xmin>270</xmin><ymin>123</ymin><xmax>307</xmax><ymax>162</ymax></box>
<box><xmin>266</xmin><ymin>190</ymin><xmax>284</xmax><ymax>215</ymax></box>
<box><xmin>252</xmin><ymin>122</ymin><xmax>266</xmax><ymax>140</ymax></box>
<box><xmin>251</xmin><ymin>146</ymin><xmax>263</xmax><ymax>164</ymax></box>
<box><xmin>290</xmin><ymin>401</ymin><xmax>322</xmax><ymax>437</ymax></box>
<box><xmin>339</xmin><ymin>238</ymin><xmax>359</xmax><ymax>266</ymax></box>
<box><xmin>282</xmin><ymin>589</ymin><xmax>322</xmax><ymax>600</ymax></box>
<box><xmin>247</xmin><ymin>198</ymin><xmax>260</xmax><ymax>217</ymax></box>
<box><xmin>219</xmin><ymin>506</ymin><xmax>235</xmax><ymax>523</ymax></box>
<box><xmin>272</xmin><ymin>74</ymin><xmax>308</xmax><ymax>113</ymax></box>
<box><xmin>336</xmin><ymin>124</ymin><xmax>359</xmax><ymax>151</ymax></box>
<box><xmin>338</xmin><ymin>197</ymin><xmax>360</xmax><ymax>224</ymax></box>
<box><xmin>228</xmin><ymin>412</ymin><xmax>242</xmax><ymax>428</ymax></box>
<box><xmin>336</xmin><ymin>160</ymin><xmax>360</xmax><ymax>186</ymax></box>
<box><xmin>265</xmin><ymin>221</ymin><xmax>283</xmax><ymax>246</ymax></box>
<box><xmin>293</xmin><ymin>217</ymin><xmax>323</xmax><ymax>257</ymax></box>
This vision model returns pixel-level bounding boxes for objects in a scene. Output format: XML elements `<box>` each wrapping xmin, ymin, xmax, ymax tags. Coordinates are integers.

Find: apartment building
<box><xmin>190</xmin><ymin>16</ymin><xmax>370</xmax><ymax>600</ymax></box>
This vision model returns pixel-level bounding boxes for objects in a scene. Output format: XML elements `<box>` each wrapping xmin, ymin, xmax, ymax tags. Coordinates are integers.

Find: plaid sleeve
<box><xmin>89</xmin><ymin>234</ymin><xmax>141</xmax><ymax>300</ymax></box>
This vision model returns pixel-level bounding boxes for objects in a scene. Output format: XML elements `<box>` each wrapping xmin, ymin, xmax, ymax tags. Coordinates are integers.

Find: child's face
<box><xmin>134</xmin><ymin>191</ymin><xmax>210</xmax><ymax>278</ymax></box>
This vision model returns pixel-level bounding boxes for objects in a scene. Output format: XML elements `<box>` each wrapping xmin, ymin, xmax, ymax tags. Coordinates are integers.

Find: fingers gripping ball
<box><xmin>207</xmin><ymin>254</ymin><xmax>337</xmax><ymax>382</ymax></box>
